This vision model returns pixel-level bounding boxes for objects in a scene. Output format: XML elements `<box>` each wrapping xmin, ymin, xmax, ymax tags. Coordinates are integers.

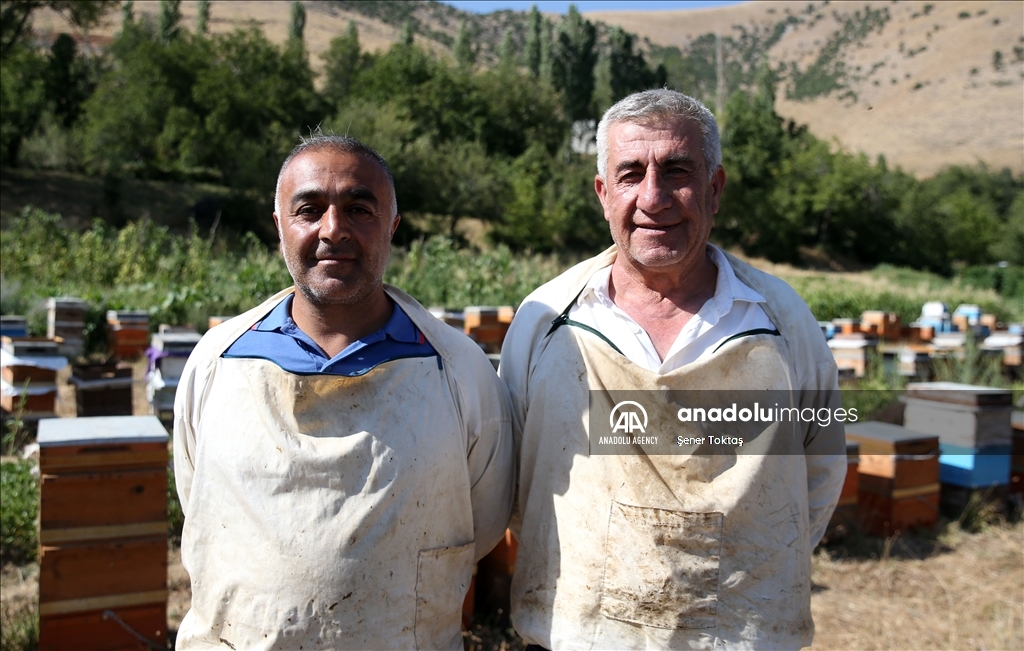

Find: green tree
<box><xmin>45</xmin><ymin>33</ymin><xmax>92</xmax><ymax>128</ymax></box>
<box><xmin>525</xmin><ymin>5</ymin><xmax>542</xmax><ymax>77</ymax></box>
<box><xmin>321</xmin><ymin>21</ymin><xmax>362</xmax><ymax>107</ymax></box>
<box><xmin>498</xmin><ymin>29</ymin><xmax>515</xmax><ymax>70</ymax></box>
<box><xmin>550</xmin><ymin>5</ymin><xmax>597</xmax><ymax>122</ymax></box>
<box><xmin>453</xmin><ymin>19</ymin><xmax>475</xmax><ymax>69</ymax></box>
<box><xmin>607</xmin><ymin>26</ymin><xmax>655</xmax><ymax>102</ymax></box>
<box><xmin>717</xmin><ymin>81</ymin><xmax>796</xmax><ymax>261</ymax></box>
<box><xmin>0</xmin><ymin>46</ymin><xmax>47</xmax><ymax>165</ymax></box>
<box><xmin>289</xmin><ymin>0</ymin><xmax>305</xmax><ymax>43</ymax></box>
<box><xmin>159</xmin><ymin>0</ymin><xmax>182</xmax><ymax>43</ymax></box>
<box><xmin>196</xmin><ymin>0</ymin><xmax>209</xmax><ymax>35</ymax></box>
<box><xmin>121</xmin><ymin>0</ymin><xmax>133</xmax><ymax>26</ymax></box>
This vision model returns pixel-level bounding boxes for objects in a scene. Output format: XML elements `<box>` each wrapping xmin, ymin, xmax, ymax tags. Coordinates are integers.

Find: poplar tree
<box><xmin>158</xmin><ymin>0</ymin><xmax>181</xmax><ymax>43</ymax></box>
<box><xmin>551</xmin><ymin>5</ymin><xmax>597</xmax><ymax>122</ymax></box>
<box><xmin>322</xmin><ymin>21</ymin><xmax>361</xmax><ymax>105</ymax></box>
<box><xmin>499</xmin><ymin>29</ymin><xmax>515</xmax><ymax>70</ymax></box>
<box><xmin>453</xmin><ymin>20</ymin><xmax>474</xmax><ymax>68</ymax></box>
<box><xmin>525</xmin><ymin>5</ymin><xmax>542</xmax><ymax>77</ymax></box>
<box><xmin>197</xmin><ymin>0</ymin><xmax>210</xmax><ymax>35</ymax></box>
<box><xmin>289</xmin><ymin>1</ymin><xmax>306</xmax><ymax>43</ymax></box>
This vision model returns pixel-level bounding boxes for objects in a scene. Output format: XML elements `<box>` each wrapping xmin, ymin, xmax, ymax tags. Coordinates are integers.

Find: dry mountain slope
<box><xmin>587</xmin><ymin>0</ymin><xmax>1024</xmax><ymax>177</ymax></box>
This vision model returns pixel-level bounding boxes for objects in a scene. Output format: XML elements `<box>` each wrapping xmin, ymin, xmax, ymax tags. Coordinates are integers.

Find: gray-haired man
<box><xmin>500</xmin><ymin>89</ymin><xmax>845</xmax><ymax>649</ymax></box>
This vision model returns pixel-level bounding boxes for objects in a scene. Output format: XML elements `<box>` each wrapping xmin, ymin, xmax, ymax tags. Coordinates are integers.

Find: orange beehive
<box><xmin>464</xmin><ymin>306</ymin><xmax>514</xmax><ymax>354</ymax></box>
<box><xmin>846</xmin><ymin>421</ymin><xmax>940</xmax><ymax>536</ymax></box>
<box><xmin>37</xmin><ymin>416</ymin><xmax>168</xmax><ymax>651</ymax></box>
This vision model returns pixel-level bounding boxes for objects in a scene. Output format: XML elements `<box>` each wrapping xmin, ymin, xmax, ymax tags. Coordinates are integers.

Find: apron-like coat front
<box><xmin>500</xmin><ymin>246</ymin><xmax>846</xmax><ymax>650</ymax></box>
<box><xmin>173</xmin><ymin>286</ymin><xmax>513</xmax><ymax>650</ymax></box>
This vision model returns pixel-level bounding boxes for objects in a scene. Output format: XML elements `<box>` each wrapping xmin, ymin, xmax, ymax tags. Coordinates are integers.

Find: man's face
<box><xmin>595</xmin><ymin>117</ymin><xmax>726</xmax><ymax>271</ymax></box>
<box><xmin>273</xmin><ymin>148</ymin><xmax>399</xmax><ymax>307</ymax></box>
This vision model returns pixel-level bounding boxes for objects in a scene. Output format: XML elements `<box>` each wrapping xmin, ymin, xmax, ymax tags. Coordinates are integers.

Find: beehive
<box><xmin>37</xmin><ymin>416</ymin><xmax>168</xmax><ymax>651</ymax></box>
<box><xmin>846</xmin><ymin>421</ymin><xmax>940</xmax><ymax>536</ymax></box>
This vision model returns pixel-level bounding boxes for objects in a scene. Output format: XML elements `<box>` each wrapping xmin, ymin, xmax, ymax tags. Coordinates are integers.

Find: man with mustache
<box><xmin>501</xmin><ymin>89</ymin><xmax>845</xmax><ymax>649</ymax></box>
<box><xmin>173</xmin><ymin>134</ymin><xmax>513</xmax><ymax>649</ymax></box>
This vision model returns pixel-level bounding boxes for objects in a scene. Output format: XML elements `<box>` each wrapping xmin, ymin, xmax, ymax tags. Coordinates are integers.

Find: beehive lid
<box><xmin>38</xmin><ymin>415</ymin><xmax>167</xmax><ymax>447</ymax></box>
<box><xmin>905</xmin><ymin>382</ymin><xmax>1012</xmax><ymax>407</ymax></box>
<box><xmin>846</xmin><ymin>421</ymin><xmax>939</xmax><ymax>455</ymax></box>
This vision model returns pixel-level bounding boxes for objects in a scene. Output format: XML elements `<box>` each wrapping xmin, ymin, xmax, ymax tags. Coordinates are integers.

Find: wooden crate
<box><xmin>858</xmin><ymin>486</ymin><xmax>940</xmax><ymax>536</ymax></box>
<box><xmin>1</xmin><ymin>388</ymin><xmax>56</xmax><ymax>414</ymax></box>
<box><xmin>903</xmin><ymin>382</ymin><xmax>1013</xmax><ymax>449</ymax></box>
<box><xmin>39</xmin><ymin>603</ymin><xmax>167</xmax><ymax>651</ymax></box>
<box><xmin>37</xmin><ymin>416</ymin><xmax>168</xmax><ymax>651</ymax></box>
<box><xmin>72</xmin><ymin>364</ymin><xmax>134</xmax><ymax>417</ymax></box>
<box><xmin>2</xmin><ymin>365</ymin><xmax>58</xmax><ymax>384</ymax></box>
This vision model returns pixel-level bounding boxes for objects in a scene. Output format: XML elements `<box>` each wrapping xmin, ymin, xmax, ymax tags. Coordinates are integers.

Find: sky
<box><xmin>442</xmin><ymin>1</ymin><xmax>745</xmax><ymax>14</ymax></box>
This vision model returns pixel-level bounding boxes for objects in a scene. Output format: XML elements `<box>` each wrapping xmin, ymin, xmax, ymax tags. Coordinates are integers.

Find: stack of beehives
<box><xmin>47</xmin><ymin>297</ymin><xmax>87</xmax><ymax>359</ymax></box>
<box><xmin>147</xmin><ymin>327</ymin><xmax>202</xmax><ymax>425</ymax></box>
<box><xmin>106</xmin><ymin>311</ymin><xmax>150</xmax><ymax>360</ymax></box>
<box><xmin>826</xmin><ymin>440</ymin><xmax>860</xmax><ymax>537</ymax></box>
<box><xmin>902</xmin><ymin>382</ymin><xmax>1013</xmax><ymax>499</ymax></box>
<box><xmin>845</xmin><ymin>421</ymin><xmax>941</xmax><ymax>536</ymax></box>
<box><xmin>37</xmin><ymin>415</ymin><xmax>168</xmax><ymax>650</ymax></box>
<box><xmin>1</xmin><ymin>337</ymin><xmax>66</xmax><ymax>421</ymax></box>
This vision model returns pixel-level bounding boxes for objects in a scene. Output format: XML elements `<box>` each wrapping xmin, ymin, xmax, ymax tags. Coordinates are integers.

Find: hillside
<box><xmin>588</xmin><ymin>0</ymin><xmax>1024</xmax><ymax>177</ymax></box>
<box><xmin>29</xmin><ymin>0</ymin><xmax>1024</xmax><ymax>178</ymax></box>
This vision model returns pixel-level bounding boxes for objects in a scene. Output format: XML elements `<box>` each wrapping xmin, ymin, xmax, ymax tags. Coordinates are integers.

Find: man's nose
<box><xmin>319</xmin><ymin>206</ymin><xmax>350</xmax><ymax>243</ymax></box>
<box><xmin>636</xmin><ymin>170</ymin><xmax>672</xmax><ymax>214</ymax></box>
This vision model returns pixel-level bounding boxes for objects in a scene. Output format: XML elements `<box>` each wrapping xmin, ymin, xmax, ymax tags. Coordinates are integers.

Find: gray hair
<box><xmin>274</xmin><ymin>133</ymin><xmax>398</xmax><ymax>218</ymax></box>
<box><xmin>596</xmin><ymin>89</ymin><xmax>721</xmax><ymax>181</ymax></box>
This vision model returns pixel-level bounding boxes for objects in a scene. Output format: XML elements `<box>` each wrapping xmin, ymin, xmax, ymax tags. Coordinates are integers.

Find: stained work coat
<box><xmin>500</xmin><ymin>246</ymin><xmax>846</xmax><ymax>650</ymax></box>
<box><xmin>173</xmin><ymin>286</ymin><xmax>514</xmax><ymax>650</ymax></box>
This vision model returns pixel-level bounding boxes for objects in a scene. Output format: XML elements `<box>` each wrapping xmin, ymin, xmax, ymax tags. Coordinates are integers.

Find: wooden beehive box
<box><xmin>464</xmin><ymin>306</ymin><xmax>514</xmax><ymax>354</ymax></box>
<box><xmin>37</xmin><ymin>416</ymin><xmax>168</xmax><ymax>651</ymax></box>
<box><xmin>846</xmin><ymin>421</ymin><xmax>940</xmax><ymax>536</ymax></box>
<box><xmin>903</xmin><ymin>382</ymin><xmax>1013</xmax><ymax>449</ymax></box>
<box><xmin>106</xmin><ymin>311</ymin><xmax>150</xmax><ymax>360</ymax></box>
<box><xmin>71</xmin><ymin>363</ymin><xmax>135</xmax><ymax>417</ymax></box>
<box><xmin>826</xmin><ymin>442</ymin><xmax>860</xmax><ymax>538</ymax></box>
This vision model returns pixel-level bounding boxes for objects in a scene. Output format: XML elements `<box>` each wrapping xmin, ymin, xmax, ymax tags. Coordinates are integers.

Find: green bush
<box><xmin>0</xmin><ymin>460</ymin><xmax>39</xmax><ymax>566</ymax></box>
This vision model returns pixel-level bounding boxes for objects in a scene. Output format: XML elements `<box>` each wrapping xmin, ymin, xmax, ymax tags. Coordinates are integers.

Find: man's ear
<box><xmin>272</xmin><ymin>212</ymin><xmax>284</xmax><ymax>252</ymax></box>
<box><xmin>594</xmin><ymin>174</ymin><xmax>610</xmax><ymax>221</ymax></box>
<box><xmin>390</xmin><ymin>214</ymin><xmax>401</xmax><ymax>239</ymax></box>
<box><xmin>709</xmin><ymin>166</ymin><xmax>727</xmax><ymax>214</ymax></box>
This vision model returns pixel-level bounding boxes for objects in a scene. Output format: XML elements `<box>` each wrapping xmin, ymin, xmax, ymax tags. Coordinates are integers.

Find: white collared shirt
<box><xmin>568</xmin><ymin>244</ymin><xmax>776</xmax><ymax>373</ymax></box>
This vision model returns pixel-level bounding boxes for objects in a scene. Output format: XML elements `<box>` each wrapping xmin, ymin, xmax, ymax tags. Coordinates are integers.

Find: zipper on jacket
<box><xmin>547</xmin><ymin>290</ymin><xmax>625</xmax><ymax>357</ymax></box>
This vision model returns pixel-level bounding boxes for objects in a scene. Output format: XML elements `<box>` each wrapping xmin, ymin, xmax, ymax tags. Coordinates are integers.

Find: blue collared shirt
<box><xmin>223</xmin><ymin>294</ymin><xmax>438</xmax><ymax>376</ymax></box>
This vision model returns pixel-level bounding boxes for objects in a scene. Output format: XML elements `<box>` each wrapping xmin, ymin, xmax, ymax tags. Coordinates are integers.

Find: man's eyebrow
<box><xmin>613</xmin><ymin>155</ymin><xmax>699</xmax><ymax>176</ymax></box>
<box><xmin>288</xmin><ymin>186</ymin><xmax>380</xmax><ymax>209</ymax></box>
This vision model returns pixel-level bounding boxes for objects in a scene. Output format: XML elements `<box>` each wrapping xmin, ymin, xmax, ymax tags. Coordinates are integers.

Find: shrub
<box><xmin>0</xmin><ymin>460</ymin><xmax>39</xmax><ymax>566</ymax></box>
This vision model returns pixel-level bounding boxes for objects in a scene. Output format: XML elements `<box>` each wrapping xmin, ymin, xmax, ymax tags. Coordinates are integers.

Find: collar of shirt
<box><xmin>256</xmin><ymin>293</ymin><xmax>424</xmax><ymax>366</ymax></box>
<box><xmin>573</xmin><ymin>244</ymin><xmax>768</xmax><ymax>371</ymax></box>
<box><xmin>577</xmin><ymin>244</ymin><xmax>765</xmax><ymax>320</ymax></box>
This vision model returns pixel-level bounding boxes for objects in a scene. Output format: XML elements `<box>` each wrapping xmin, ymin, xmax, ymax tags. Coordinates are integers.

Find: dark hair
<box><xmin>274</xmin><ymin>132</ymin><xmax>397</xmax><ymax>216</ymax></box>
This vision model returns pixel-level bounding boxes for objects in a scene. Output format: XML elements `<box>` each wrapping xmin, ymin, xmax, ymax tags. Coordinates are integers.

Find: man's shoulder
<box><xmin>722</xmin><ymin>252</ymin><xmax>806</xmax><ymax>311</ymax></box>
<box><xmin>512</xmin><ymin>246</ymin><xmax>617</xmax><ymax>329</ymax></box>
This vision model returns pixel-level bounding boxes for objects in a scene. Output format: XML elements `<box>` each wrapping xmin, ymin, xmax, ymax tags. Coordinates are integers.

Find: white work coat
<box><xmin>500</xmin><ymin>246</ymin><xmax>846</xmax><ymax>650</ymax></box>
<box><xmin>173</xmin><ymin>286</ymin><xmax>514</xmax><ymax>650</ymax></box>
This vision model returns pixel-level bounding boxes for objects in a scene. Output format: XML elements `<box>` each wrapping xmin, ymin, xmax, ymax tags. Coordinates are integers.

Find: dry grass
<box><xmin>810</xmin><ymin>520</ymin><xmax>1024</xmax><ymax>650</ymax></box>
